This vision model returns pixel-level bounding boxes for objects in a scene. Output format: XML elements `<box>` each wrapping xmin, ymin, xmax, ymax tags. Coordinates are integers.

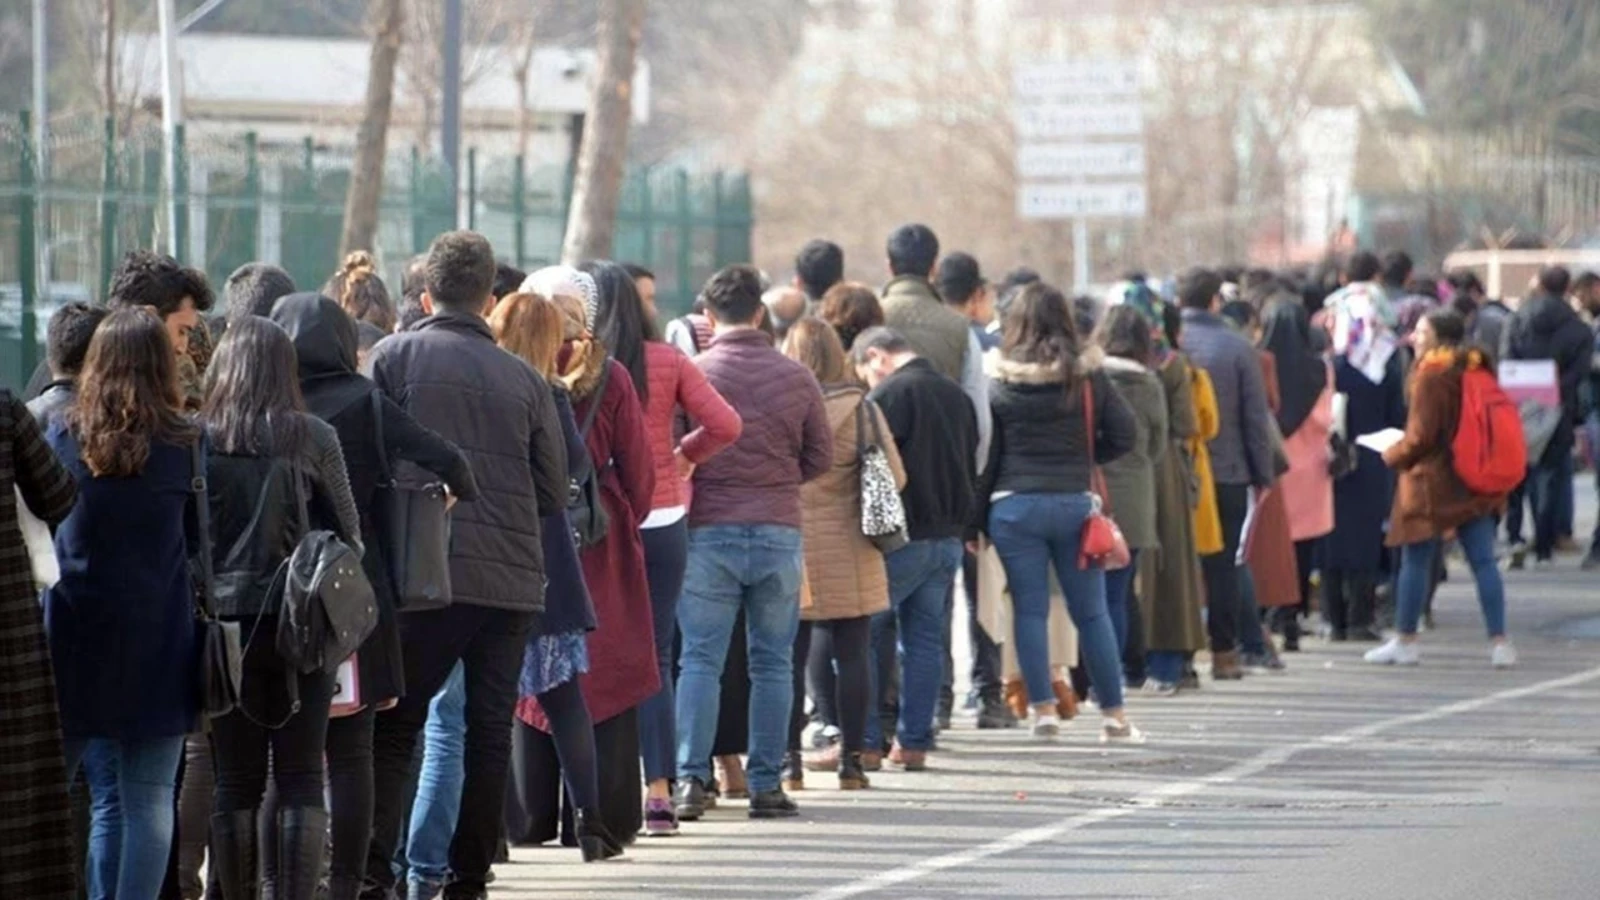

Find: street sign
<box><xmin>1013</xmin><ymin>60</ymin><xmax>1140</xmax><ymax>100</ymax></box>
<box><xmin>1017</xmin><ymin>141</ymin><xmax>1145</xmax><ymax>179</ymax></box>
<box><xmin>1018</xmin><ymin>183</ymin><xmax>1147</xmax><ymax>221</ymax></box>
<box><xmin>1015</xmin><ymin>101</ymin><xmax>1143</xmax><ymax>140</ymax></box>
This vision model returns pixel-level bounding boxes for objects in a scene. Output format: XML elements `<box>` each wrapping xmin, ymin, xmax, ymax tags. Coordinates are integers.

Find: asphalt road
<box><xmin>490</xmin><ymin>489</ymin><xmax>1600</xmax><ymax>900</ymax></box>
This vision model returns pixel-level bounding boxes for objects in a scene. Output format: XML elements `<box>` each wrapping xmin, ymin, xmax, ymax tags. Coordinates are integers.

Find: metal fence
<box><xmin>1</xmin><ymin>111</ymin><xmax>753</xmax><ymax>390</ymax></box>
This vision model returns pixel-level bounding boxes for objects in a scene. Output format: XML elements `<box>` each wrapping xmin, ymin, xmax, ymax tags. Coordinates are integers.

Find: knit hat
<box><xmin>522</xmin><ymin>266</ymin><xmax>598</xmax><ymax>326</ymax></box>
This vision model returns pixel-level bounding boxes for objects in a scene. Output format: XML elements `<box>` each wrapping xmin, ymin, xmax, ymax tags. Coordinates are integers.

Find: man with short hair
<box><xmin>364</xmin><ymin>230</ymin><xmax>568</xmax><ymax>899</ymax></box>
<box><xmin>762</xmin><ymin>286</ymin><xmax>809</xmax><ymax>341</ymax></box>
<box><xmin>938</xmin><ymin>252</ymin><xmax>996</xmax><ymax>351</ymax></box>
<box><xmin>27</xmin><ymin>302</ymin><xmax>109</xmax><ymax>431</ymax></box>
<box><xmin>1176</xmin><ymin>267</ymin><xmax>1277</xmax><ymax>679</ymax></box>
<box><xmin>1380</xmin><ymin>250</ymin><xmax>1413</xmax><ymax>296</ymax></box>
<box><xmin>492</xmin><ymin>262</ymin><xmax>528</xmax><ymax>300</ymax></box>
<box><xmin>673</xmin><ymin>264</ymin><xmax>832</xmax><ymax>821</ymax></box>
<box><xmin>851</xmin><ymin>327</ymin><xmax>978</xmax><ymax>767</ymax></box>
<box><xmin>223</xmin><ymin>261</ymin><xmax>297</xmax><ymax>322</ymax></box>
<box><xmin>794</xmin><ymin>239</ymin><xmax>844</xmax><ymax>307</ymax></box>
<box><xmin>1502</xmin><ymin>265</ymin><xmax>1594</xmax><ymax>566</ymax></box>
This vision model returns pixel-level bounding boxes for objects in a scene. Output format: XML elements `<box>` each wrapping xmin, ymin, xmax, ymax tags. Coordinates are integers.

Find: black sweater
<box><xmin>868</xmin><ymin>358</ymin><xmax>978</xmax><ymax>541</ymax></box>
<box><xmin>979</xmin><ymin>354</ymin><xmax>1137</xmax><ymax>526</ymax></box>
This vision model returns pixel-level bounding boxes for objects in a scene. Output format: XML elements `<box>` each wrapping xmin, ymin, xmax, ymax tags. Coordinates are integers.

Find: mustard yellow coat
<box><xmin>1188</xmin><ymin>365</ymin><xmax>1225</xmax><ymax>556</ymax></box>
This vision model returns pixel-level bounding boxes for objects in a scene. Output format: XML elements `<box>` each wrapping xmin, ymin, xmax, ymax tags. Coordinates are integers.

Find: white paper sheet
<box><xmin>1355</xmin><ymin>427</ymin><xmax>1405</xmax><ymax>454</ymax></box>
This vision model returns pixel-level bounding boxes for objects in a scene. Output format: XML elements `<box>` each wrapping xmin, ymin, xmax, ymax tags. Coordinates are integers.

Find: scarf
<box><xmin>523</xmin><ymin>266</ymin><xmax>599</xmax><ymax>326</ymax></box>
<box><xmin>1109</xmin><ymin>280</ymin><xmax>1172</xmax><ymax>362</ymax></box>
<box><xmin>1326</xmin><ymin>282</ymin><xmax>1397</xmax><ymax>384</ymax></box>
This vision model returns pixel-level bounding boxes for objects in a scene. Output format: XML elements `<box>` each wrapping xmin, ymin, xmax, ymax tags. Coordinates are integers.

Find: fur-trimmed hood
<box><xmin>984</xmin><ymin>345</ymin><xmax>1105</xmax><ymax>384</ymax></box>
<box><xmin>1099</xmin><ymin>354</ymin><xmax>1151</xmax><ymax>376</ymax></box>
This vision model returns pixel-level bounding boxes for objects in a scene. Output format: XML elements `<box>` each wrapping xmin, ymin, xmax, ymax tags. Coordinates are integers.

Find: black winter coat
<box><xmin>1502</xmin><ymin>291</ymin><xmax>1597</xmax><ymax>459</ymax></box>
<box><xmin>366</xmin><ymin>311</ymin><xmax>568</xmax><ymax>612</ymax></box>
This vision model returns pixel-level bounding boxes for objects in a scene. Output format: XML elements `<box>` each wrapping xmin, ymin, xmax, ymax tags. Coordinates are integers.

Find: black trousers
<box><xmin>790</xmin><ymin>616</ymin><xmax>872</xmax><ymax>755</ymax></box>
<box><xmin>1202</xmin><ymin>484</ymin><xmax>1250</xmax><ymax>654</ymax></box>
<box><xmin>507</xmin><ymin>709</ymin><xmax>640</xmax><ymax>846</ymax></box>
<box><xmin>1321</xmin><ymin>566</ymin><xmax>1377</xmax><ymax>632</ymax></box>
<box><xmin>364</xmin><ymin>605</ymin><xmax>533</xmax><ymax>897</ymax></box>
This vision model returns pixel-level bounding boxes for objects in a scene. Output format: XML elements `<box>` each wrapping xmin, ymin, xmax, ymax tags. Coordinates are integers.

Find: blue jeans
<box><xmin>639</xmin><ymin>520</ymin><xmax>689</xmax><ymax>784</ymax></box>
<box><xmin>407</xmin><ymin>661</ymin><xmax>466</xmax><ymax>887</ymax></box>
<box><xmin>989</xmin><ymin>493</ymin><xmax>1126</xmax><ymax>712</ymax></box>
<box><xmin>62</xmin><ymin>736</ymin><xmax>184</xmax><ymax>900</ymax></box>
<box><xmin>1103</xmin><ymin>549</ymin><xmax>1142</xmax><ymax>664</ymax></box>
<box><xmin>1396</xmin><ymin>515</ymin><xmax>1505</xmax><ymax>637</ymax></box>
<box><xmin>866</xmin><ymin>538</ymin><xmax>963</xmax><ymax>752</ymax></box>
<box><xmin>675</xmin><ymin>525</ymin><xmax>803</xmax><ymax>793</ymax></box>
<box><xmin>1145</xmin><ymin>650</ymin><xmax>1185</xmax><ymax>685</ymax></box>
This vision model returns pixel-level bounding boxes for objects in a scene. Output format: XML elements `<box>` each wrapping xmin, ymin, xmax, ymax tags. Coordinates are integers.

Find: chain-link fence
<box><xmin>1</xmin><ymin>112</ymin><xmax>753</xmax><ymax>390</ymax></box>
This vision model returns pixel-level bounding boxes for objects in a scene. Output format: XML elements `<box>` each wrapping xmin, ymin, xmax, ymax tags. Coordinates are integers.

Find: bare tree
<box><xmin>340</xmin><ymin>0</ymin><xmax>405</xmax><ymax>257</ymax></box>
<box><xmin>561</xmin><ymin>0</ymin><xmax>647</xmax><ymax>264</ymax></box>
<box><xmin>508</xmin><ymin>18</ymin><xmax>539</xmax><ymax>159</ymax></box>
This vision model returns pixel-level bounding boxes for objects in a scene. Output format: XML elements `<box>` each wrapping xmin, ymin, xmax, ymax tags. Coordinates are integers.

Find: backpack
<box><xmin>273</xmin><ymin>465</ymin><xmax>378</xmax><ymax>675</ymax></box>
<box><xmin>1451</xmin><ymin>361</ymin><xmax>1527</xmax><ymax>495</ymax></box>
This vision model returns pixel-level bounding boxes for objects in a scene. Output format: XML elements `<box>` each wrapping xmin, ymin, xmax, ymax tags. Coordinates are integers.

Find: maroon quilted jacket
<box><xmin>690</xmin><ymin>328</ymin><xmax>832</xmax><ymax>529</ymax></box>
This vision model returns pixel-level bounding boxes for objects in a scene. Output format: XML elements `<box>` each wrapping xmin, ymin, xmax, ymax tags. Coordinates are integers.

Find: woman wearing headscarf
<box><xmin>1260</xmin><ymin>296</ymin><xmax>1335</xmax><ymax>650</ymax></box>
<box><xmin>1323</xmin><ymin>286</ymin><xmax>1407</xmax><ymax>640</ymax></box>
<box><xmin>514</xmin><ymin>265</ymin><xmax>657</xmax><ymax>844</ymax></box>
<box><xmin>1118</xmin><ymin>286</ymin><xmax>1207</xmax><ymax>694</ymax></box>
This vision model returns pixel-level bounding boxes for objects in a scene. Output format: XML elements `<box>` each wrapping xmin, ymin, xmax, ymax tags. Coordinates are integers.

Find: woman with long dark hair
<box><xmin>584</xmin><ymin>261</ymin><xmax>740</xmax><ymax>834</ymax></box>
<box><xmin>980</xmin><ymin>282</ymin><xmax>1144</xmax><ymax>742</ymax></box>
<box><xmin>269</xmin><ymin>292</ymin><xmax>478</xmax><ymax>895</ymax></box>
<box><xmin>45</xmin><ymin>308</ymin><xmax>197</xmax><ymax>900</ymax></box>
<box><xmin>197</xmin><ymin>316</ymin><xmax>361</xmax><ymax>900</ymax></box>
<box><xmin>515</xmin><ymin>266</ymin><xmax>657</xmax><ymax>843</ymax></box>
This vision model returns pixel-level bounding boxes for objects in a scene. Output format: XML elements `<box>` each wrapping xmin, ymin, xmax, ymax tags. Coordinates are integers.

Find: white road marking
<box><xmin>798</xmin><ymin>664</ymin><xmax>1600</xmax><ymax>900</ymax></box>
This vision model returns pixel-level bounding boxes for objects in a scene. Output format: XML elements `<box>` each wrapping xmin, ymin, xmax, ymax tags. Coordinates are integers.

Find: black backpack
<box><xmin>569</xmin><ymin>362</ymin><xmax>612</xmax><ymax>548</ymax></box>
<box><xmin>273</xmin><ymin>465</ymin><xmax>378</xmax><ymax>675</ymax></box>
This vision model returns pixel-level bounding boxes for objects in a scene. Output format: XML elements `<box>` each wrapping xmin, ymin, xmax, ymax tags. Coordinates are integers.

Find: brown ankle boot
<box><xmin>1003</xmin><ymin>679</ymin><xmax>1030</xmax><ymax>719</ymax></box>
<box><xmin>1212</xmin><ymin>650</ymin><xmax>1245</xmax><ymax>681</ymax></box>
<box><xmin>1051</xmin><ymin>679</ymin><xmax>1080</xmax><ymax>720</ymax></box>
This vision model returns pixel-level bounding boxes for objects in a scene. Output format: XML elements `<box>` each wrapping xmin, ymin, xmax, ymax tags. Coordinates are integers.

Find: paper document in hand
<box><xmin>1355</xmin><ymin>428</ymin><xmax>1405</xmax><ymax>453</ymax></box>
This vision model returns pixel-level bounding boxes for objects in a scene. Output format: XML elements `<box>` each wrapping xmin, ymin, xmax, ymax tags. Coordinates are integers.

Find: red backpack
<box><xmin>1452</xmin><ymin>360</ymin><xmax>1526</xmax><ymax>495</ymax></box>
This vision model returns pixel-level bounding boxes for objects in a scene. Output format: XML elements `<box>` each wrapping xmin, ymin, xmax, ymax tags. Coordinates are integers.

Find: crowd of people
<box><xmin>0</xmin><ymin>222</ymin><xmax>1586</xmax><ymax>900</ymax></box>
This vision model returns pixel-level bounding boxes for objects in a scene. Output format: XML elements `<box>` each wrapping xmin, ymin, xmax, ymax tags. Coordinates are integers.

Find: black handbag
<box><xmin>273</xmin><ymin>461</ymin><xmax>377</xmax><ymax>675</ymax></box>
<box><xmin>190</xmin><ymin>439</ymin><xmax>243</xmax><ymax>720</ymax></box>
<box><xmin>570</xmin><ymin>363</ymin><xmax>612</xmax><ymax>548</ymax></box>
<box><xmin>371</xmin><ymin>390</ymin><xmax>454</xmax><ymax>611</ymax></box>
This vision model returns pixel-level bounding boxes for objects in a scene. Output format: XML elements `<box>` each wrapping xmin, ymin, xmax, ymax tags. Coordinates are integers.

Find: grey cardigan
<box><xmin>1178</xmin><ymin>309</ymin><xmax>1276</xmax><ymax>488</ymax></box>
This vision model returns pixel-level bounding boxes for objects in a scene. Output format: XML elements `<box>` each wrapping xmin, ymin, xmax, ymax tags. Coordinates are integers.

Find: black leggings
<box><xmin>211</xmin><ymin>619</ymin><xmax>335</xmax><ymax>812</ymax></box>
<box><xmin>325</xmin><ymin>706</ymin><xmax>374</xmax><ymax>883</ymax></box>
<box><xmin>790</xmin><ymin>617</ymin><xmax>872</xmax><ymax>754</ymax></box>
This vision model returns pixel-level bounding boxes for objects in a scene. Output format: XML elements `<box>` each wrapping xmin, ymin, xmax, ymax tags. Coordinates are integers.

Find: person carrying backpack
<box><xmin>1367</xmin><ymin>308</ymin><xmax>1517</xmax><ymax>669</ymax></box>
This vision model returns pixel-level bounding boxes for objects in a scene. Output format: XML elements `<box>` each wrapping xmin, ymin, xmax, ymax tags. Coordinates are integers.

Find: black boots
<box><xmin>575</xmin><ymin>808</ymin><xmax>625</xmax><ymax>862</ymax></box>
<box><xmin>275</xmin><ymin>806</ymin><xmax>330</xmax><ymax>900</ymax></box>
<box><xmin>209</xmin><ymin>810</ymin><xmax>259</xmax><ymax>900</ymax></box>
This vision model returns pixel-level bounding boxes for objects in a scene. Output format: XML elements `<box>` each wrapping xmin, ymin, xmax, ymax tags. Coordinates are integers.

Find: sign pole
<box><xmin>1073</xmin><ymin>218</ymin><xmax>1090</xmax><ymax>291</ymax></box>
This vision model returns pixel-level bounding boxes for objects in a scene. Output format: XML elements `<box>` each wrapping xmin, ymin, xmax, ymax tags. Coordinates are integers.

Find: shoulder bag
<box><xmin>570</xmin><ymin>362</ymin><xmax>613</xmax><ymax>548</ymax></box>
<box><xmin>273</xmin><ymin>458</ymin><xmax>377</xmax><ymax>675</ymax></box>
<box><xmin>856</xmin><ymin>394</ymin><xmax>910</xmax><ymax>554</ymax></box>
<box><xmin>1079</xmin><ymin>380</ymin><xmax>1132</xmax><ymax>570</ymax></box>
<box><xmin>371</xmin><ymin>390</ymin><xmax>454</xmax><ymax>611</ymax></box>
<box><xmin>191</xmin><ymin>439</ymin><xmax>244</xmax><ymax>720</ymax></box>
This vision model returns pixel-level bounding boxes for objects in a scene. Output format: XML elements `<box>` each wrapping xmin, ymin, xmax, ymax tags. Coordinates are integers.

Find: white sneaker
<box><xmin>1101</xmin><ymin>719</ymin><xmax>1146</xmax><ymax>744</ymax></box>
<box><xmin>1031</xmin><ymin>713</ymin><xmax>1061</xmax><ymax>738</ymax></box>
<box><xmin>1364</xmin><ymin>638</ymin><xmax>1421</xmax><ymax>666</ymax></box>
<box><xmin>1491</xmin><ymin>642</ymin><xmax>1518</xmax><ymax>669</ymax></box>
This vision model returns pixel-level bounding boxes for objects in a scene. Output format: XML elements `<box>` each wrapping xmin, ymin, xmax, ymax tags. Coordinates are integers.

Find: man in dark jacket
<box><xmin>673</xmin><ymin>264</ymin><xmax>832</xmax><ymax>821</ymax></box>
<box><xmin>853</xmin><ymin>327</ymin><xmax>978</xmax><ymax>767</ymax></box>
<box><xmin>1177</xmin><ymin>267</ymin><xmax>1278</xmax><ymax>679</ymax></box>
<box><xmin>1501</xmin><ymin>266</ymin><xmax>1596</xmax><ymax>564</ymax></box>
<box><xmin>25</xmin><ymin>303</ymin><xmax>107</xmax><ymax>432</ymax></box>
<box><xmin>363</xmin><ymin>230</ymin><xmax>568</xmax><ymax>899</ymax></box>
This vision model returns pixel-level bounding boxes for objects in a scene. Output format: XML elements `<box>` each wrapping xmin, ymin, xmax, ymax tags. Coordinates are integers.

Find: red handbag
<box><xmin>1079</xmin><ymin>380</ymin><xmax>1133</xmax><ymax>570</ymax></box>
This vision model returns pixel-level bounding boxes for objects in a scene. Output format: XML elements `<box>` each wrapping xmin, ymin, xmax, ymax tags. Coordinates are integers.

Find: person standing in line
<box><xmin>622</xmin><ymin>264</ymin><xmax>658</xmax><ymax>317</ymax></box>
<box><xmin>1120</xmin><ymin>289</ymin><xmax>1207</xmax><ymax>695</ymax></box>
<box><xmin>1176</xmin><ymin>268</ymin><xmax>1278</xmax><ymax>681</ymax></box>
<box><xmin>270</xmin><ymin>292</ymin><xmax>479</xmax><ymax>898</ymax></box>
<box><xmin>28</xmin><ymin>303</ymin><xmax>109</xmax><ymax>432</ymax></box>
<box><xmin>848</xmin><ymin>327</ymin><xmax>975</xmax><ymax>770</ymax></box>
<box><xmin>1094</xmin><ymin>303</ymin><xmax>1168</xmax><ymax>678</ymax></box>
<box><xmin>794</xmin><ymin>239</ymin><xmax>845</xmax><ymax>312</ymax></box>
<box><xmin>1322</xmin><ymin>292</ymin><xmax>1407</xmax><ymax>641</ymax></box>
<box><xmin>1572</xmin><ymin>272</ymin><xmax>1600</xmax><ymax>570</ymax></box>
<box><xmin>763</xmin><ymin>287</ymin><xmax>811</xmax><ymax>342</ymax></box>
<box><xmin>673</xmin><ymin>265</ymin><xmax>832</xmax><ymax>821</ymax></box>
<box><xmin>819</xmin><ymin>282</ymin><xmax>887</xmax><ymax>352</ymax></box>
<box><xmin>0</xmin><ymin>388</ymin><xmax>78</xmax><ymax>900</ymax></box>
<box><xmin>783</xmin><ymin>320</ymin><xmax>906</xmax><ymax>789</ymax></box>
<box><xmin>936</xmin><ymin>252</ymin><xmax>1013</xmax><ymax>728</ymax></box>
<box><xmin>1500</xmin><ymin>266</ymin><xmax>1594</xmax><ymax>566</ymax></box>
<box><xmin>519</xmin><ymin>261</ymin><xmax>657</xmax><ymax>846</ymax></box>
<box><xmin>591</xmin><ymin>264</ymin><xmax>742</xmax><ymax>835</ymax></box>
<box><xmin>1261</xmin><ymin>297</ymin><xmax>1335</xmax><ymax>650</ymax></box>
<box><xmin>222</xmin><ymin>262</ymin><xmax>298</xmax><ymax>323</ymax></box>
<box><xmin>362</xmin><ymin>231</ymin><xmax>569</xmax><ymax>900</ymax></box>
<box><xmin>323</xmin><ymin>251</ymin><xmax>399</xmax><ymax>334</ymax></box>
<box><xmin>978</xmin><ymin>283</ymin><xmax>1144</xmax><ymax>742</ymax></box>
<box><xmin>1367</xmin><ymin>309</ymin><xmax>1515</xmax><ymax>668</ymax></box>
<box><xmin>197</xmin><ymin>316</ymin><xmax>364</xmax><ymax>900</ymax></box>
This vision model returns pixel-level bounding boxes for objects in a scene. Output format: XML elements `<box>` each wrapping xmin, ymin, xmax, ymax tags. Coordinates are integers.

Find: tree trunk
<box><xmin>103</xmin><ymin>0</ymin><xmax>116</xmax><ymax>119</ymax></box>
<box><xmin>340</xmin><ymin>0</ymin><xmax>405</xmax><ymax>258</ymax></box>
<box><xmin>561</xmin><ymin>0</ymin><xmax>648</xmax><ymax>265</ymax></box>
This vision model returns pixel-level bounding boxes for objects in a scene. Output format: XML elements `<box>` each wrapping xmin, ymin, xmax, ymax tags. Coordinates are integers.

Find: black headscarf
<box><xmin>269</xmin><ymin>291</ymin><xmax>371</xmax><ymax>419</ymax></box>
<box><xmin>1260</xmin><ymin>296</ymin><xmax>1326</xmax><ymax>437</ymax></box>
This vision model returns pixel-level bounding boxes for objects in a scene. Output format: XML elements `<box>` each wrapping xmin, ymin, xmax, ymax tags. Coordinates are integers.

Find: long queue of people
<box><xmin>0</xmin><ymin>223</ymin><xmax>1560</xmax><ymax>900</ymax></box>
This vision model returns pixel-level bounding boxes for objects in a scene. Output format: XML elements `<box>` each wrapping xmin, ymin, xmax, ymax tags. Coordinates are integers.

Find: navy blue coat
<box><xmin>530</xmin><ymin>386</ymin><xmax>597</xmax><ymax>637</ymax></box>
<box><xmin>1325</xmin><ymin>354</ymin><xmax>1407</xmax><ymax>571</ymax></box>
<box><xmin>44</xmin><ymin>429</ymin><xmax>199</xmax><ymax>740</ymax></box>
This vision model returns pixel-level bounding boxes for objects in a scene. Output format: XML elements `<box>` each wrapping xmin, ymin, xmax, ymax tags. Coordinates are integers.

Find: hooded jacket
<box><xmin>272</xmin><ymin>293</ymin><xmax>479</xmax><ymax>701</ymax></box>
<box><xmin>1501</xmin><ymin>291</ymin><xmax>1595</xmax><ymax>457</ymax></box>
<box><xmin>366</xmin><ymin>309</ymin><xmax>568</xmax><ymax>613</ymax></box>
